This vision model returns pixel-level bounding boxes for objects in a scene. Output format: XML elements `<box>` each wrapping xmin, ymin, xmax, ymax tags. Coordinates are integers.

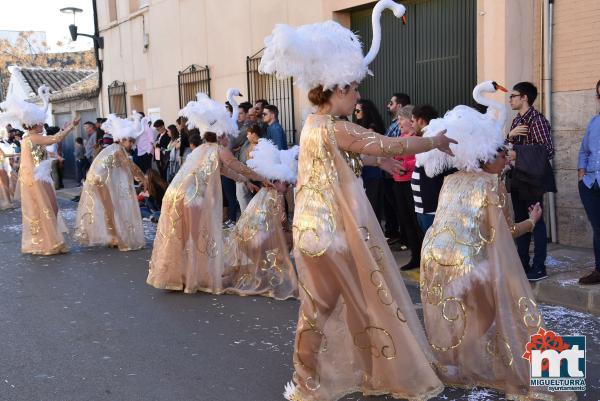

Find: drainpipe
<box><xmin>543</xmin><ymin>0</ymin><xmax>557</xmax><ymax>243</ymax></box>
<box><xmin>92</xmin><ymin>0</ymin><xmax>104</xmax><ymax>115</ymax></box>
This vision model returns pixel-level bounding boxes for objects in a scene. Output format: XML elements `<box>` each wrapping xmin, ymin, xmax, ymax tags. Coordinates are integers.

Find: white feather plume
<box><xmin>283</xmin><ymin>381</ymin><xmax>297</xmax><ymax>401</ymax></box>
<box><xmin>101</xmin><ymin>112</ymin><xmax>147</xmax><ymax>142</ymax></box>
<box><xmin>0</xmin><ymin>85</ymin><xmax>50</xmax><ymax>127</ymax></box>
<box><xmin>416</xmin><ymin>85</ymin><xmax>507</xmax><ymax>177</ymax></box>
<box><xmin>246</xmin><ymin>139</ymin><xmax>299</xmax><ymax>183</ymax></box>
<box><xmin>259</xmin><ymin>21</ymin><xmax>369</xmax><ymax>90</ymax></box>
<box><xmin>34</xmin><ymin>159</ymin><xmax>53</xmax><ymax>184</ymax></box>
<box><xmin>179</xmin><ymin>93</ymin><xmax>238</xmax><ymax>139</ymax></box>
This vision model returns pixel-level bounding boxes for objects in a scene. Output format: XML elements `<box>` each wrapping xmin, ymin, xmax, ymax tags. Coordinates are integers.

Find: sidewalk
<box><xmin>393</xmin><ymin>243</ymin><xmax>600</xmax><ymax>316</ymax></box>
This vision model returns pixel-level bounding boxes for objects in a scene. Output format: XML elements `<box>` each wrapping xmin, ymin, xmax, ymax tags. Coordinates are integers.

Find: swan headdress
<box><xmin>0</xmin><ymin>85</ymin><xmax>50</xmax><ymax>127</ymax></box>
<box><xmin>416</xmin><ymin>80</ymin><xmax>509</xmax><ymax>177</ymax></box>
<box><xmin>259</xmin><ymin>0</ymin><xmax>406</xmax><ymax>90</ymax></box>
<box><xmin>246</xmin><ymin>139</ymin><xmax>299</xmax><ymax>183</ymax></box>
<box><xmin>179</xmin><ymin>92</ymin><xmax>238</xmax><ymax>139</ymax></box>
<box><xmin>101</xmin><ymin>112</ymin><xmax>147</xmax><ymax>142</ymax></box>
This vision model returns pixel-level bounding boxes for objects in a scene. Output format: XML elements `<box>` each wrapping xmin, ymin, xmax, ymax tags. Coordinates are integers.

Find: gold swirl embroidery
<box><xmin>259</xmin><ymin>248</ymin><xmax>284</xmax><ymax>287</ymax></box>
<box><xmin>194</xmin><ymin>229</ymin><xmax>217</xmax><ymax>258</ymax></box>
<box><xmin>518</xmin><ymin>297</ymin><xmax>542</xmax><ymax>328</ymax></box>
<box><xmin>486</xmin><ymin>333</ymin><xmax>514</xmax><ymax>367</ymax></box>
<box><xmin>353</xmin><ymin>326</ymin><xmax>397</xmax><ymax>359</ymax></box>
<box><xmin>295</xmin><ymin>280</ymin><xmax>326</xmax><ymax>392</ymax></box>
<box><xmin>156</xmin><ymin>147</ymin><xmax>219</xmax><ymax>244</ymax></box>
<box><xmin>30</xmin><ymin>141</ymin><xmax>47</xmax><ymax>167</ymax></box>
<box><xmin>293</xmin><ymin>119</ymin><xmax>338</xmax><ymax>258</ymax></box>
<box><xmin>333</xmin><ymin>120</ymin><xmax>405</xmax><ymax>156</ymax></box>
<box><xmin>421</xmin><ymin>273</ymin><xmax>468</xmax><ymax>352</ymax></box>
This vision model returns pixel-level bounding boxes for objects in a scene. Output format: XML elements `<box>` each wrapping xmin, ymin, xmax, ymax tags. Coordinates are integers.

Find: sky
<box><xmin>0</xmin><ymin>0</ymin><xmax>95</xmax><ymax>53</ymax></box>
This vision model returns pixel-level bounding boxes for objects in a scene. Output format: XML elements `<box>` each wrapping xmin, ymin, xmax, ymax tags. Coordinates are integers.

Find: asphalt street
<box><xmin>0</xmin><ymin>200</ymin><xmax>598</xmax><ymax>401</ymax></box>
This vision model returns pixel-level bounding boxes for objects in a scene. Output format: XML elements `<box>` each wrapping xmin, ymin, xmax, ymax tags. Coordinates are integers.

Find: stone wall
<box><xmin>551</xmin><ymin>0</ymin><xmax>600</xmax><ymax>247</ymax></box>
<box><xmin>553</xmin><ymin>90</ymin><xmax>599</xmax><ymax>247</ymax></box>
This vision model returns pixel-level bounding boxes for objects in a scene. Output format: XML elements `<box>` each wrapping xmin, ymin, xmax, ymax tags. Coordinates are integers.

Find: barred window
<box><xmin>107</xmin><ymin>80</ymin><xmax>127</xmax><ymax>118</ymax></box>
<box><xmin>178</xmin><ymin>65</ymin><xmax>211</xmax><ymax>109</ymax></box>
<box><xmin>246</xmin><ymin>49</ymin><xmax>296</xmax><ymax>145</ymax></box>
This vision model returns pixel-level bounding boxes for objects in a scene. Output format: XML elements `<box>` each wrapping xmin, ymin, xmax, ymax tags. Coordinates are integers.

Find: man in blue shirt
<box><xmin>262</xmin><ymin>105</ymin><xmax>287</xmax><ymax>150</ymax></box>
<box><xmin>577</xmin><ymin>79</ymin><xmax>600</xmax><ymax>285</ymax></box>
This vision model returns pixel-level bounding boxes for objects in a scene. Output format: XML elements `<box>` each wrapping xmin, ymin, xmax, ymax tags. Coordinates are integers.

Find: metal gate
<box><xmin>246</xmin><ymin>49</ymin><xmax>296</xmax><ymax>144</ymax></box>
<box><xmin>351</xmin><ymin>0</ymin><xmax>477</xmax><ymax>124</ymax></box>
<box><xmin>178</xmin><ymin>64</ymin><xmax>211</xmax><ymax>108</ymax></box>
<box><xmin>108</xmin><ymin>80</ymin><xmax>127</xmax><ymax>118</ymax></box>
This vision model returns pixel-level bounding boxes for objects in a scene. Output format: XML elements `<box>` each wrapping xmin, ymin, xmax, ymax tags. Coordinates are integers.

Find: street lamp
<box><xmin>61</xmin><ymin>6</ymin><xmax>104</xmax><ymax>49</ymax></box>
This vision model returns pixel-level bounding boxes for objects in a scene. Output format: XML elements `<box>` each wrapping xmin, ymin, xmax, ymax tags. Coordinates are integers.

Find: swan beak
<box><xmin>402</xmin><ymin>15</ymin><xmax>407</xmax><ymax>25</ymax></box>
<box><xmin>495</xmin><ymin>84</ymin><xmax>508</xmax><ymax>93</ymax></box>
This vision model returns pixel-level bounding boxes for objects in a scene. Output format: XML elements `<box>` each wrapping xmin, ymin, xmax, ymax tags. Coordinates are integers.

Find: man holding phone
<box><xmin>506</xmin><ymin>82</ymin><xmax>556</xmax><ymax>282</ymax></box>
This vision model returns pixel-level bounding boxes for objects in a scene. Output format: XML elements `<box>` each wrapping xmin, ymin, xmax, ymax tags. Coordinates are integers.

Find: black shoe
<box><xmin>399</xmin><ymin>244</ymin><xmax>408</xmax><ymax>251</ymax></box>
<box><xmin>579</xmin><ymin>270</ymin><xmax>600</xmax><ymax>285</ymax></box>
<box><xmin>387</xmin><ymin>237</ymin><xmax>399</xmax><ymax>246</ymax></box>
<box><xmin>400</xmin><ymin>260</ymin><xmax>420</xmax><ymax>271</ymax></box>
<box><xmin>527</xmin><ymin>267</ymin><xmax>548</xmax><ymax>282</ymax></box>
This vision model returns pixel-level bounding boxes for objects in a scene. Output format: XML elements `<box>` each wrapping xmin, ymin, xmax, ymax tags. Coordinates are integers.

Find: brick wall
<box><xmin>552</xmin><ymin>0</ymin><xmax>600</xmax><ymax>246</ymax></box>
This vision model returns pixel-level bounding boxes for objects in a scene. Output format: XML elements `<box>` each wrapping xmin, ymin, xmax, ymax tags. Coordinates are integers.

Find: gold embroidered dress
<box><xmin>146</xmin><ymin>143</ymin><xmax>264</xmax><ymax>294</ymax></box>
<box><xmin>420</xmin><ymin>171</ymin><xmax>576</xmax><ymax>401</ymax></box>
<box><xmin>289</xmin><ymin>114</ymin><xmax>443</xmax><ymax>401</ymax></box>
<box><xmin>74</xmin><ymin>143</ymin><xmax>145</xmax><ymax>251</ymax></box>
<box><xmin>19</xmin><ymin>134</ymin><xmax>69</xmax><ymax>255</ymax></box>
<box><xmin>0</xmin><ymin>148</ymin><xmax>12</xmax><ymax>209</ymax></box>
<box><xmin>223</xmin><ymin>186</ymin><xmax>298</xmax><ymax>300</ymax></box>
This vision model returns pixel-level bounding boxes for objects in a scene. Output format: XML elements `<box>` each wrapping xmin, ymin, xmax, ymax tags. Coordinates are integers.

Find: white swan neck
<box><xmin>472</xmin><ymin>84</ymin><xmax>507</xmax><ymax>129</ymax></box>
<box><xmin>363</xmin><ymin>2</ymin><xmax>384</xmax><ymax>66</ymax></box>
<box><xmin>228</xmin><ymin>92</ymin><xmax>239</xmax><ymax>122</ymax></box>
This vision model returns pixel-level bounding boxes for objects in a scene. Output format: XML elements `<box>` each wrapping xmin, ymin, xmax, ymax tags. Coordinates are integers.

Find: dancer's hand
<box><xmin>378</xmin><ymin>157</ymin><xmax>403</xmax><ymax>175</ymax></box>
<box><xmin>528</xmin><ymin>202</ymin><xmax>542</xmax><ymax>222</ymax></box>
<box><xmin>433</xmin><ymin>129</ymin><xmax>457</xmax><ymax>156</ymax></box>
<box><xmin>246</xmin><ymin>182</ymin><xmax>260</xmax><ymax>193</ymax></box>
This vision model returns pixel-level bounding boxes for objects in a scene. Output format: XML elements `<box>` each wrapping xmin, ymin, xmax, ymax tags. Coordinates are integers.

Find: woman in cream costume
<box><xmin>74</xmin><ymin>113</ymin><xmax>147</xmax><ymax>251</ymax></box>
<box><xmin>0</xmin><ymin>85</ymin><xmax>79</xmax><ymax>255</ymax></box>
<box><xmin>0</xmin><ymin>142</ymin><xmax>15</xmax><ymax>209</ymax></box>
<box><xmin>416</xmin><ymin>81</ymin><xmax>576</xmax><ymax>401</ymax></box>
<box><xmin>259</xmin><ymin>2</ymin><xmax>457</xmax><ymax>400</ymax></box>
<box><xmin>146</xmin><ymin>91</ymin><xmax>265</xmax><ymax>294</ymax></box>
<box><xmin>223</xmin><ymin>138</ymin><xmax>299</xmax><ymax>300</ymax></box>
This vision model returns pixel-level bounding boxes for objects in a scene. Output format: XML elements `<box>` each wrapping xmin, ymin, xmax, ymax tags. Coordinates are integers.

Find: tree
<box><xmin>0</xmin><ymin>31</ymin><xmax>96</xmax><ymax>100</ymax></box>
<box><xmin>0</xmin><ymin>31</ymin><xmax>95</xmax><ymax>71</ymax></box>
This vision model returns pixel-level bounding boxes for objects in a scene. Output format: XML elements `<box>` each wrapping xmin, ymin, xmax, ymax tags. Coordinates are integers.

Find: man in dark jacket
<box><xmin>507</xmin><ymin>82</ymin><xmax>556</xmax><ymax>282</ymax></box>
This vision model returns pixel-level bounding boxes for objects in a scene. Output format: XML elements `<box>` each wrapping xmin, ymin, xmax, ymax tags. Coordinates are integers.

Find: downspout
<box><xmin>543</xmin><ymin>0</ymin><xmax>557</xmax><ymax>243</ymax></box>
<box><xmin>92</xmin><ymin>0</ymin><xmax>104</xmax><ymax>114</ymax></box>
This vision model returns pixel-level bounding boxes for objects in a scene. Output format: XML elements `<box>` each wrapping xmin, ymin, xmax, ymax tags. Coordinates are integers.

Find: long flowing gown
<box><xmin>0</xmin><ymin>149</ymin><xmax>12</xmax><ymax>209</ymax></box>
<box><xmin>420</xmin><ymin>171</ymin><xmax>576</xmax><ymax>401</ymax></box>
<box><xmin>74</xmin><ymin>143</ymin><xmax>145</xmax><ymax>251</ymax></box>
<box><xmin>223</xmin><ymin>186</ymin><xmax>298</xmax><ymax>300</ymax></box>
<box><xmin>146</xmin><ymin>142</ymin><xmax>263</xmax><ymax>294</ymax></box>
<box><xmin>289</xmin><ymin>114</ymin><xmax>443</xmax><ymax>401</ymax></box>
<box><xmin>19</xmin><ymin>134</ymin><xmax>68</xmax><ymax>255</ymax></box>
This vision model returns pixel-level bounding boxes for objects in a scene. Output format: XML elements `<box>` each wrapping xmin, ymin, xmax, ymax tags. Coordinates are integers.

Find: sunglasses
<box><xmin>354</xmin><ymin>109</ymin><xmax>362</xmax><ymax>113</ymax></box>
<box><xmin>509</xmin><ymin>94</ymin><xmax>523</xmax><ymax>99</ymax></box>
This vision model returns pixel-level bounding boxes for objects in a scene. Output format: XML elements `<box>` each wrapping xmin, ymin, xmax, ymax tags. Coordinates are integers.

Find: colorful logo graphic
<box><xmin>523</xmin><ymin>328</ymin><xmax>586</xmax><ymax>392</ymax></box>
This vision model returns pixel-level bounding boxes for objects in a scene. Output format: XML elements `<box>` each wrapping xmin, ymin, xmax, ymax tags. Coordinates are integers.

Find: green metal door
<box><xmin>351</xmin><ymin>0</ymin><xmax>477</xmax><ymax>124</ymax></box>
